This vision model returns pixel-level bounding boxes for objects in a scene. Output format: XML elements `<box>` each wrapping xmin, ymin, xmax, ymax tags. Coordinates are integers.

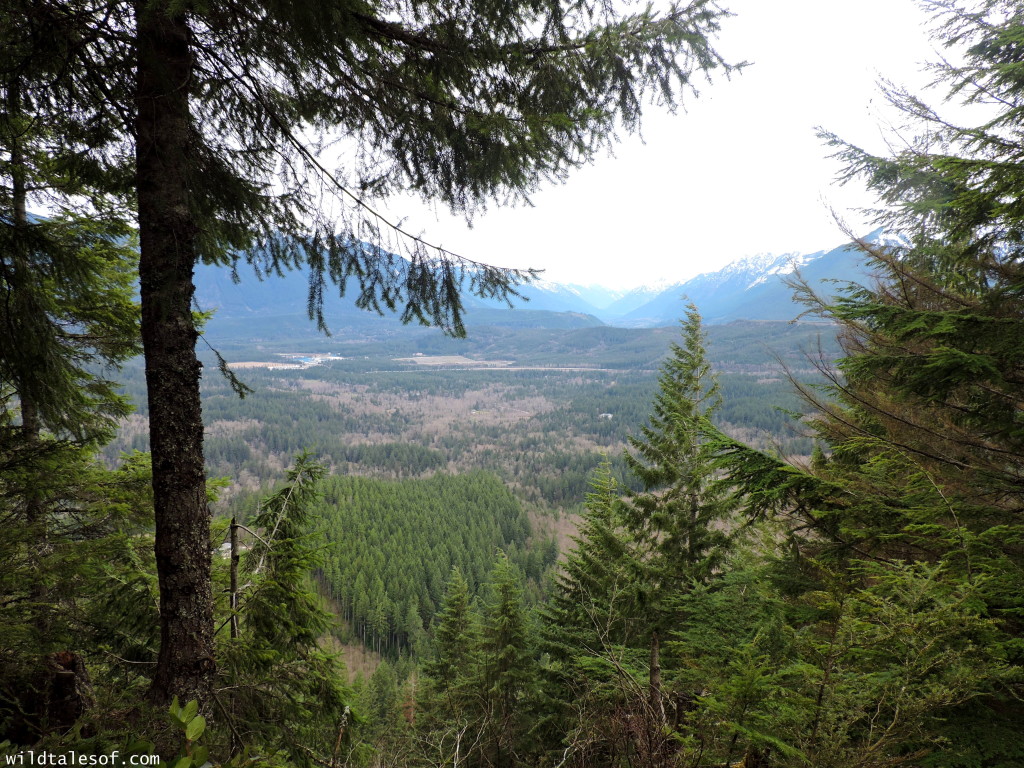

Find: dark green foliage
<box><xmin>217</xmin><ymin>454</ymin><xmax>351</xmax><ymax>767</ymax></box>
<box><xmin>474</xmin><ymin>554</ymin><xmax>538</xmax><ymax>768</ymax></box>
<box><xmin>663</xmin><ymin>557</ymin><xmax>796</xmax><ymax>763</ymax></box>
<box><xmin>626</xmin><ymin>304</ymin><xmax>732</xmax><ymax>587</ymax></box>
<box><xmin>0</xmin><ymin>216</ymin><xmax>139</xmax><ymax>441</ymax></box>
<box><xmin>2</xmin><ymin>50</ymin><xmax>141</xmax><ymax>723</ymax></box>
<box><xmin>538</xmin><ymin>463</ymin><xmax>650</xmax><ymax>766</ymax></box>
<box><xmin>699</xmin><ymin>2</ymin><xmax>1024</xmax><ymax>763</ymax></box>
<box><xmin>423</xmin><ymin>569</ymin><xmax>477</xmax><ymax>690</ymax></box>
<box><xmin>413</xmin><ymin>554</ymin><xmax>539</xmax><ymax>768</ymax></box>
<box><xmin>0</xmin><ymin>447</ymin><xmax>356</xmax><ymax>762</ymax></box>
<box><xmin>2</xmin><ymin>3</ymin><xmax>138</xmax><ymax>443</ymax></box>
<box><xmin>0</xmin><ymin>449</ymin><xmax>158</xmax><ymax>743</ymax></box>
<box><xmin>357</xmin><ymin>658</ymin><xmax>418</xmax><ymax>767</ymax></box>
<box><xmin>538</xmin><ymin>309</ymin><xmax>743</xmax><ymax>767</ymax></box>
<box><xmin>314</xmin><ymin>472</ymin><xmax>531</xmax><ymax>655</ymax></box>
<box><xmin>546</xmin><ymin>463</ymin><xmax>638</xmax><ymax>651</ymax></box>
<box><xmin>622</xmin><ymin>305</ymin><xmax>734</xmax><ymax>751</ymax></box>
<box><xmin>415</xmin><ymin>569</ymin><xmax>481</xmax><ymax>767</ymax></box>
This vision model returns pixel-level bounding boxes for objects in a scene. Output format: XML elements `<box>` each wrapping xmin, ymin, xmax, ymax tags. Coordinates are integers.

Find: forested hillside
<box><xmin>310</xmin><ymin>473</ymin><xmax>553</xmax><ymax>656</ymax></box>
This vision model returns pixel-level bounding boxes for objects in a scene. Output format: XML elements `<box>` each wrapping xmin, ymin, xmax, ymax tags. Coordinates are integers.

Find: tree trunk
<box><xmin>6</xmin><ymin>76</ymin><xmax>38</xmax><ymax>445</ymax></box>
<box><xmin>134</xmin><ymin>1</ymin><xmax>214</xmax><ymax>707</ymax></box>
<box><xmin>230</xmin><ymin>517</ymin><xmax>240</xmax><ymax>640</ymax></box>
<box><xmin>5</xmin><ymin>76</ymin><xmax>50</xmax><ymax>640</ymax></box>
<box><xmin>649</xmin><ymin>629</ymin><xmax>665</xmax><ymax>727</ymax></box>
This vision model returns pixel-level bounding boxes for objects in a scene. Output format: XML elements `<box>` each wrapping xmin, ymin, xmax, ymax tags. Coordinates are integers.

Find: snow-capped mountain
<box><xmin>592</xmin><ymin>278</ymin><xmax>680</xmax><ymax>318</ymax></box>
<box><xmin>561</xmin><ymin>284</ymin><xmax>628</xmax><ymax>310</ymax></box>
<box><xmin>611</xmin><ymin>229</ymin><xmax>883</xmax><ymax>327</ymax></box>
<box><xmin>191</xmin><ymin>229</ymin><xmax>887</xmax><ymax>339</ymax></box>
<box><xmin>735</xmin><ymin>251</ymin><xmax>812</xmax><ymax>290</ymax></box>
<box><xmin>466</xmin><ymin>228</ymin><xmax>877</xmax><ymax>327</ymax></box>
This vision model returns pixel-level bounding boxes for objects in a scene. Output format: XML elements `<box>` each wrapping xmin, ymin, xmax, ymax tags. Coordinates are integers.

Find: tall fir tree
<box><xmin>217</xmin><ymin>454</ymin><xmax>351</xmax><ymax>767</ymax></box>
<box><xmin>5</xmin><ymin>0</ymin><xmax>739</xmax><ymax>706</ymax></box>
<box><xmin>418</xmin><ymin>568</ymin><xmax>482</xmax><ymax>767</ymax></box>
<box><xmin>2</xmin><ymin>12</ymin><xmax>142</xmax><ymax>737</ymax></box>
<box><xmin>474</xmin><ymin>553</ymin><xmax>537</xmax><ymax>768</ymax></box>
<box><xmin>624</xmin><ymin>303</ymin><xmax>732</xmax><ymax>728</ymax></box>
<box><xmin>540</xmin><ymin>309</ymin><xmax>738</xmax><ymax>767</ymax></box>
<box><xmin>1</xmin><ymin>2</ymin><xmax>138</xmax><ymax>442</ymax></box>
<box><xmin>0</xmin><ymin>450</ymin><xmax>159</xmax><ymax>744</ymax></box>
<box><xmin>423</xmin><ymin>568</ymin><xmax>477</xmax><ymax>700</ymax></box>
<box><xmin>546</xmin><ymin>462</ymin><xmax>639</xmax><ymax>661</ymax></box>
<box><xmin>539</xmin><ymin>462</ymin><xmax>649</xmax><ymax>767</ymax></box>
<box><xmin>418</xmin><ymin>554</ymin><xmax>538</xmax><ymax>767</ymax></box>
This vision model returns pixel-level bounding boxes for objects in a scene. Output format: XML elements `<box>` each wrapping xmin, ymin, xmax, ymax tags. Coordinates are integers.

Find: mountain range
<box><xmin>194</xmin><ymin>229</ymin><xmax>888</xmax><ymax>339</ymax></box>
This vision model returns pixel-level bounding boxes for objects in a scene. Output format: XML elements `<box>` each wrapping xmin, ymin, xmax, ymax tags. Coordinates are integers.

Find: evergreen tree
<box><xmin>539</xmin><ymin>310</ymin><xmax>739</xmax><ymax>767</ymax></box>
<box><xmin>539</xmin><ymin>462</ymin><xmax>649</xmax><ymax>766</ymax></box>
<box><xmin>624</xmin><ymin>304</ymin><xmax>732</xmax><ymax>727</ymax></box>
<box><xmin>1</xmin><ymin>22</ymin><xmax>142</xmax><ymax>734</ymax></box>
<box><xmin>474</xmin><ymin>553</ymin><xmax>537</xmax><ymax>768</ymax></box>
<box><xmin>0</xmin><ymin>450</ymin><xmax>158</xmax><ymax>743</ymax></box>
<box><xmin>664</xmin><ymin>550</ymin><xmax>795</xmax><ymax>767</ymax></box>
<box><xmin>424</xmin><ymin>568</ymin><xmax>477</xmax><ymax>694</ymax></box>
<box><xmin>547</xmin><ymin>462</ymin><xmax>639</xmax><ymax>656</ymax></box>
<box><xmin>367</xmin><ymin>659</ymin><xmax>400</xmax><ymax>726</ymax></box>
<box><xmin>0</xmin><ymin>215</ymin><xmax>139</xmax><ymax>442</ymax></box>
<box><xmin>361</xmin><ymin>658</ymin><xmax>416</xmax><ymax>767</ymax></box>
<box><xmin>813</xmin><ymin>5</ymin><xmax>1024</xmax><ymax>755</ymax></box>
<box><xmin>1</xmin><ymin>0</ymin><xmax>137</xmax><ymax>440</ymax></box>
<box><xmin>2</xmin><ymin>11</ymin><xmax>139</xmax><ymax>683</ymax></box>
<box><xmin>6</xmin><ymin>0</ymin><xmax>738</xmax><ymax>706</ymax></box>
<box><xmin>218</xmin><ymin>454</ymin><xmax>351</xmax><ymax>767</ymax></box>
<box><xmin>710</xmin><ymin>2</ymin><xmax>1024</xmax><ymax>762</ymax></box>
<box><xmin>418</xmin><ymin>568</ymin><xmax>481</xmax><ymax>767</ymax></box>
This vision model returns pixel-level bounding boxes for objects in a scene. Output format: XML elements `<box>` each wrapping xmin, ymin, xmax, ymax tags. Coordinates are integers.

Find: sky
<box><xmin>375</xmin><ymin>0</ymin><xmax>943</xmax><ymax>290</ymax></box>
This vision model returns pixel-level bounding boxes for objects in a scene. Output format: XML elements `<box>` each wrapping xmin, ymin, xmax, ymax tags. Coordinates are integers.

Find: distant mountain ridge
<box><xmin>193</xmin><ymin>230</ymin><xmax>886</xmax><ymax>339</ymax></box>
<box><xmin>523</xmin><ymin>228</ymin><xmax>884</xmax><ymax>327</ymax></box>
<box><xmin>609</xmin><ymin>230</ymin><xmax>883</xmax><ymax>327</ymax></box>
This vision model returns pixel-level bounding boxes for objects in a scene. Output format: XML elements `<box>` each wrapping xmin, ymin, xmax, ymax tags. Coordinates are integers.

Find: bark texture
<box><xmin>134</xmin><ymin>1</ymin><xmax>215</xmax><ymax>706</ymax></box>
<box><xmin>649</xmin><ymin>629</ymin><xmax>664</xmax><ymax>726</ymax></box>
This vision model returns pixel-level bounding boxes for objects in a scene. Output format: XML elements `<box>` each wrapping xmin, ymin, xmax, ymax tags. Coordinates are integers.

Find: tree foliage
<box><xmin>703</xmin><ymin>2</ymin><xmax>1024</xmax><ymax>763</ymax></box>
<box><xmin>625</xmin><ymin>303</ymin><xmax>732</xmax><ymax>607</ymax></box>
<box><xmin>217</xmin><ymin>454</ymin><xmax>351</xmax><ymax>767</ymax></box>
<box><xmin>314</xmin><ymin>471</ymin><xmax>537</xmax><ymax>657</ymax></box>
<box><xmin>2</xmin><ymin>0</ymin><xmax>738</xmax><ymax>706</ymax></box>
<box><xmin>539</xmin><ymin>308</ymin><xmax>741</xmax><ymax>767</ymax></box>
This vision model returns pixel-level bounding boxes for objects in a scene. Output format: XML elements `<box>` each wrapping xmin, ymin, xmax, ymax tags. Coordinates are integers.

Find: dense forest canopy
<box><xmin>3</xmin><ymin>0</ymin><xmax>1024</xmax><ymax>767</ymax></box>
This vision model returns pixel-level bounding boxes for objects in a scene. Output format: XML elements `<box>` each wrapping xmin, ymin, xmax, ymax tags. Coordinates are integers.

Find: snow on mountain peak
<box><xmin>872</xmin><ymin>230</ymin><xmax>911</xmax><ymax>250</ymax></box>
<box><xmin>533</xmin><ymin>278</ymin><xmax>579</xmax><ymax>295</ymax></box>
<box><xmin>679</xmin><ymin>249</ymin><xmax>808</xmax><ymax>292</ymax></box>
<box><xmin>743</xmin><ymin>252</ymin><xmax>814</xmax><ymax>290</ymax></box>
<box><xmin>632</xmin><ymin>276</ymin><xmax>683</xmax><ymax>294</ymax></box>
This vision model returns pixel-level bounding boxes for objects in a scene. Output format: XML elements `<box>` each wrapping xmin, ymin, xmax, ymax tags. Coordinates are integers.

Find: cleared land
<box><xmin>393</xmin><ymin>354</ymin><xmax>512</xmax><ymax>366</ymax></box>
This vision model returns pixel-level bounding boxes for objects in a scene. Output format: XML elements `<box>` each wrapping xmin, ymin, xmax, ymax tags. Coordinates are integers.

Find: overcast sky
<box><xmin>376</xmin><ymin>0</ymin><xmax>942</xmax><ymax>289</ymax></box>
